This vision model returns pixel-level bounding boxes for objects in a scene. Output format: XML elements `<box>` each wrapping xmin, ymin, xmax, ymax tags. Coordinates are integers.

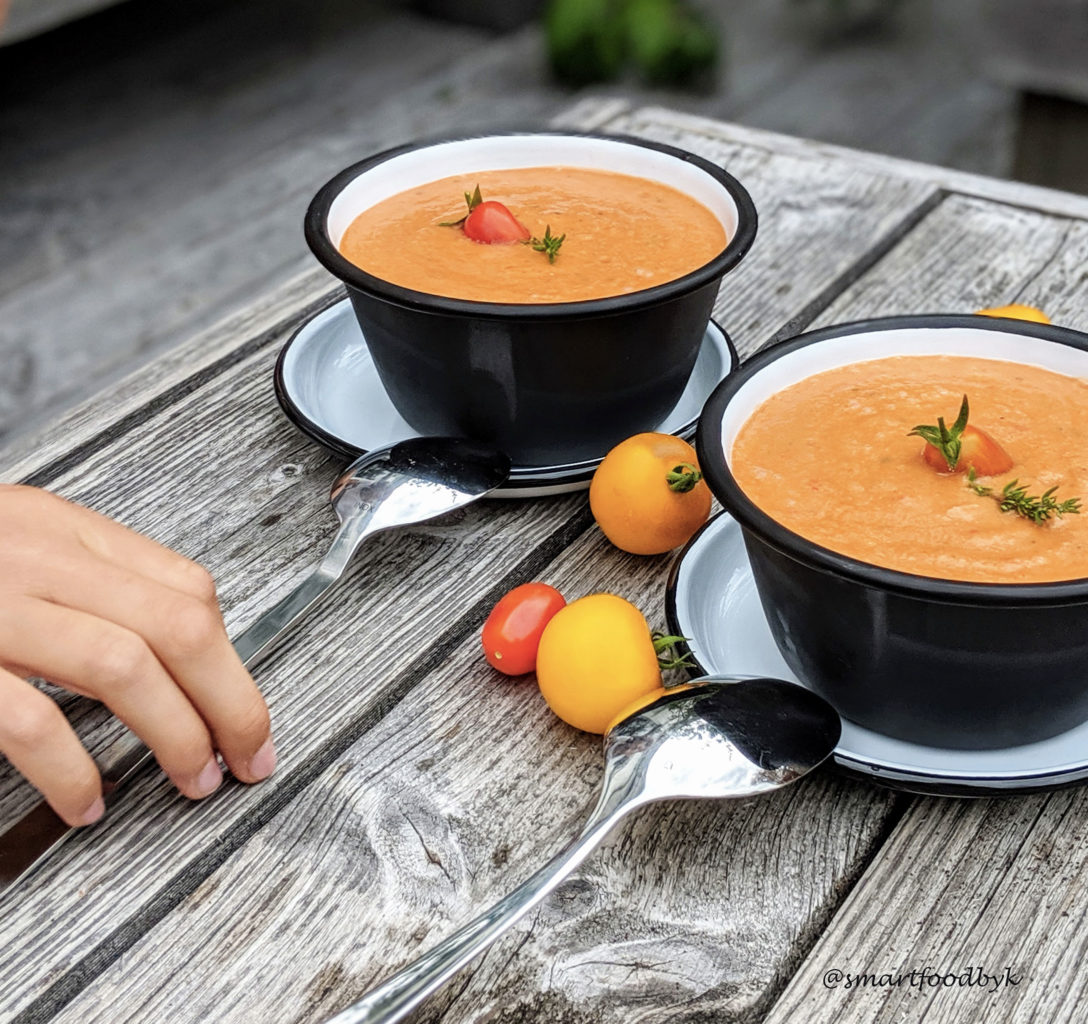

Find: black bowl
<box><xmin>697</xmin><ymin>314</ymin><xmax>1088</xmax><ymax>750</ymax></box>
<box><xmin>305</xmin><ymin>132</ymin><xmax>756</xmax><ymax>465</ymax></box>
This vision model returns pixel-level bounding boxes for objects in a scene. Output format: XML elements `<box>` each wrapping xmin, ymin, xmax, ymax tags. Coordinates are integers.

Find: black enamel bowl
<box><xmin>305</xmin><ymin>132</ymin><xmax>757</xmax><ymax>465</ymax></box>
<box><xmin>697</xmin><ymin>314</ymin><xmax>1088</xmax><ymax>751</ymax></box>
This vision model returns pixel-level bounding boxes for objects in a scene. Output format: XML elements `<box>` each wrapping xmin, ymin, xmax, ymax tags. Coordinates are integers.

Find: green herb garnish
<box><xmin>528</xmin><ymin>224</ymin><xmax>565</xmax><ymax>264</ymax></box>
<box><xmin>437</xmin><ymin>184</ymin><xmax>483</xmax><ymax>227</ymax></box>
<box><xmin>967</xmin><ymin>468</ymin><xmax>1082</xmax><ymax>524</ymax></box>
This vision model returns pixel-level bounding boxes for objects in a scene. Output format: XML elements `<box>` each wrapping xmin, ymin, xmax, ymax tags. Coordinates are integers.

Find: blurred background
<box><xmin>3</xmin><ymin>0</ymin><xmax>1088</xmax><ymax>445</ymax></box>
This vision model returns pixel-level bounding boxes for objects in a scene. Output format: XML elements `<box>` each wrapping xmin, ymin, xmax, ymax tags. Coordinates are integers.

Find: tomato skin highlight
<box><xmin>481</xmin><ymin>583</ymin><xmax>566</xmax><ymax>676</ymax></box>
<box><xmin>463</xmin><ymin>201</ymin><xmax>531</xmax><ymax>244</ymax></box>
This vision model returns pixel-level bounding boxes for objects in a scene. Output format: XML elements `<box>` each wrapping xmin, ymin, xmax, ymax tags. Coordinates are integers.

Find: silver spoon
<box><xmin>325</xmin><ymin>676</ymin><xmax>841</xmax><ymax>1024</ymax></box>
<box><xmin>231</xmin><ymin>436</ymin><xmax>511</xmax><ymax>665</ymax></box>
<box><xmin>0</xmin><ymin>436</ymin><xmax>510</xmax><ymax>897</ymax></box>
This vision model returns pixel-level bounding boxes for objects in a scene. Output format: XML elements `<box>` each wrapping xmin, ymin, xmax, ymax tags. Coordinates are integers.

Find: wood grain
<box><xmin>0</xmin><ymin>111</ymin><xmax>940</xmax><ymax>1021</ymax></box>
<box><xmin>42</xmin><ymin>515</ymin><xmax>900</xmax><ymax>1024</ymax></box>
<box><xmin>619</xmin><ymin>106</ymin><xmax>1088</xmax><ymax>222</ymax></box>
<box><xmin>756</xmin><ymin>188</ymin><xmax>1088</xmax><ymax>1024</ymax></box>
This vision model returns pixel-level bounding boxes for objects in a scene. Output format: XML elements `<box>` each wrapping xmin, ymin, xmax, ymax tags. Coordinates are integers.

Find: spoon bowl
<box><xmin>607</xmin><ymin>678</ymin><xmax>844</xmax><ymax>804</ymax></box>
<box><xmin>233</xmin><ymin>436</ymin><xmax>510</xmax><ymax>665</ymax></box>
<box><xmin>326</xmin><ymin>676</ymin><xmax>841</xmax><ymax>1024</ymax></box>
<box><xmin>329</xmin><ymin>436</ymin><xmax>512</xmax><ymax>529</ymax></box>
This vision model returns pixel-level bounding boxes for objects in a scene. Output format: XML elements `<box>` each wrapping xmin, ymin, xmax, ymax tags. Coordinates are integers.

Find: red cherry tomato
<box><xmin>921</xmin><ymin>424</ymin><xmax>1013</xmax><ymax>476</ymax></box>
<box><xmin>463</xmin><ymin>200</ymin><xmax>530</xmax><ymax>244</ymax></box>
<box><xmin>482</xmin><ymin>583</ymin><xmax>566</xmax><ymax>676</ymax></box>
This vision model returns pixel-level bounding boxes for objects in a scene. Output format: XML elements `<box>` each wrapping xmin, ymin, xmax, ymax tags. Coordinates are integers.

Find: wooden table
<box><xmin>3</xmin><ymin>102</ymin><xmax>1088</xmax><ymax>1024</ymax></box>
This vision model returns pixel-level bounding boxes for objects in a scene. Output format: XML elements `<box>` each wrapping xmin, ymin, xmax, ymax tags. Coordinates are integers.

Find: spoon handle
<box><xmin>231</xmin><ymin>568</ymin><xmax>338</xmax><ymax>666</ymax></box>
<box><xmin>324</xmin><ymin>783</ymin><xmax>643</xmax><ymax>1024</ymax></box>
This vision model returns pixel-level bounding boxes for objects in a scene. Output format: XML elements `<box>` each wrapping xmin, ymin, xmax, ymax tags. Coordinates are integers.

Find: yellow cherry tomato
<box><xmin>975</xmin><ymin>303</ymin><xmax>1050</xmax><ymax>324</ymax></box>
<box><xmin>535</xmin><ymin>593</ymin><xmax>662</xmax><ymax>734</ymax></box>
<box><xmin>589</xmin><ymin>432</ymin><xmax>711</xmax><ymax>555</ymax></box>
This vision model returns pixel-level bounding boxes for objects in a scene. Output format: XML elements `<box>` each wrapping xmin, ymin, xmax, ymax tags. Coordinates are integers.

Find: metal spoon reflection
<box><xmin>325</xmin><ymin>676</ymin><xmax>841</xmax><ymax>1024</ymax></box>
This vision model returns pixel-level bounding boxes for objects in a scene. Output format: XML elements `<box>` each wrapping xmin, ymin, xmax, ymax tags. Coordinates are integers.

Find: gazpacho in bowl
<box><xmin>697</xmin><ymin>315</ymin><xmax>1088</xmax><ymax>750</ymax></box>
<box><xmin>305</xmin><ymin>132</ymin><xmax>757</xmax><ymax>465</ymax></box>
<box><xmin>337</xmin><ymin>166</ymin><xmax>729</xmax><ymax>304</ymax></box>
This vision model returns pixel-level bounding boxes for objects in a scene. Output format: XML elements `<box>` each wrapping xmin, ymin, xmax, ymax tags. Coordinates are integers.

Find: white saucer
<box><xmin>274</xmin><ymin>298</ymin><xmax>737</xmax><ymax>499</ymax></box>
<box><xmin>666</xmin><ymin>512</ymin><xmax>1088</xmax><ymax>796</ymax></box>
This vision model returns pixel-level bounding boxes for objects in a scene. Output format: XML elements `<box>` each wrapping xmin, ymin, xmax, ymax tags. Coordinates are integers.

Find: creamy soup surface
<box><xmin>731</xmin><ymin>354</ymin><xmax>1088</xmax><ymax>584</ymax></box>
<box><xmin>338</xmin><ymin>167</ymin><xmax>727</xmax><ymax>303</ymax></box>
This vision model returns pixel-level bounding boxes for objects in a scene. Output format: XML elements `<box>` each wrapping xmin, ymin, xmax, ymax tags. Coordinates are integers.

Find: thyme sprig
<box><xmin>528</xmin><ymin>224</ymin><xmax>565</xmax><ymax>264</ymax></box>
<box><xmin>967</xmin><ymin>468</ymin><xmax>1082</xmax><ymax>524</ymax></box>
<box><xmin>437</xmin><ymin>184</ymin><xmax>483</xmax><ymax>227</ymax></box>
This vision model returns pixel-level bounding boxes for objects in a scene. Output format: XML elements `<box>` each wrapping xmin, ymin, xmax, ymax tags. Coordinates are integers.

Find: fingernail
<box><xmin>247</xmin><ymin>738</ymin><xmax>277</xmax><ymax>781</ymax></box>
<box><xmin>78</xmin><ymin>797</ymin><xmax>105</xmax><ymax>827</ymax></box>
<box><xmin>192</xmin><ymin>758</ymin><xmax>223</xmax><ymax>798</ymax></box>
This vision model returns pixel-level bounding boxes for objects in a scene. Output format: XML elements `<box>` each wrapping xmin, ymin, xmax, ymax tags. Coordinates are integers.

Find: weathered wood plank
<box><xmin>749</xmin><ymin>193</ymin><xmax>1088</xmax><ymax>1024</ymax></box>
<box><xmin>42</xmin><ymin>513</ymin><xmax>901</xmax><ymax>1024</ymax></box>
<box><xmin>49</xmin><ymin>161</ymin><xmax>1088</xmax><ymax>1024</ymax></box>
<box><xmin>619</xmin><ymin>106</ymin><xmax>1088</xmax><ymax>222</ymax></box>
<box><xmin>760</xmin><ymin>793</ymin><xmax>1088</xmax><ymax>1024</ymax></box>
<box><xmin>0</xmin><ymin>10</ymin><xmax>558</xmax><ymax>443</ymax></box>
<box><xmin>0</xmin><ymin>115</ymin><xmax>940</xmax><ymax>1019</ymax></box>
<box><xmin>1</xmin><ymin>0</ymin><xmax>1020</xmax><ymax>444</ymax></box>
<box><xmin>812</xmin><ymin>193</ymin><xmax>1088</xmax><ymax>333</ymax></box>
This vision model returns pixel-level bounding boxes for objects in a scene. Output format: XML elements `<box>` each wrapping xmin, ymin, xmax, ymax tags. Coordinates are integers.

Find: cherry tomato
<box><xmin>536</xmin><ymin>593</ymin><xmax>662</xmax><ymax>733</ymax></box>
<box><xmin>921</xmin><ymin>423</ymin><xmax>1013</xmax><ymax>476</ymax></box>
<box><xmin>589</xmin><ymin>433</ymin><xmax>711</xmax><ymax>555</ymax></box>
<box><xmin>975</xmin><ymin>303</ymin><xmax>1050</xmax><ymax>324</ymax></box>
<box><xmin>911</xmin><ymin>395</ymin><xmax>1014</xmax><ymax>476</ymax></box>
<box><xmin>463</xmin><ymin>200</ymin><xmax>531</xmax><ymax>244</ymax></box>
<box><xmin>481</xmin><ymin>583</ymin><xmax>566</xmax><ymax>676</ymax></box>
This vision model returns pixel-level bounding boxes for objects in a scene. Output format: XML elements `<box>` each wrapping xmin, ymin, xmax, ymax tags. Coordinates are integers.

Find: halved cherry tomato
<box><xmin>463</xmin><ymin>200</ymin><xmax>531</xmax><ymax>245</ymax></box>
<box><xmin>911</xmin><ymin>395</ymin><xmax>1014</xmax><ymax>476</ymax></box>
<box><xmin>481</xmin><ymin>583</ymin><xmax>566</xmax><ymax>676</ymax></box>
<box><xmin>921</xmin><ymin>423</ymin><xmax>1013</xmax><ymax>476</ymax></box>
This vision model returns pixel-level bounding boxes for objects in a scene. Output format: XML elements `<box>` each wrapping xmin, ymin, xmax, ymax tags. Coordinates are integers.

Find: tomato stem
<box><xmin>666</xmin><ymin>463</ymin><xmax>703</xmax><ymax>493</ymax></box>
<box><xmin>652</xmin><ymin>631</ymin><xmax>695</xmax><ymax>672</ymax></box>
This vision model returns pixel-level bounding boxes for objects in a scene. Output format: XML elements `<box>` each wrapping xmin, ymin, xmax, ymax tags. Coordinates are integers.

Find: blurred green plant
<box><xmin>545</xmin><ymin>0</ymin><xmax>718</xmax><ymax>88</ymax></box>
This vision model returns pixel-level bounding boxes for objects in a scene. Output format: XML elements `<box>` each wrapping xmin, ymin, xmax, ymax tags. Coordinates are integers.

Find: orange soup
<box><xmin>731</xmin><ymin>355</ymin><xmax>1088</xmax><ymax>583</ymax></box>
<box><xmin>338</xmin><ymin>167</ymin><xmax>727</xmax><ymax>304</ymax></box>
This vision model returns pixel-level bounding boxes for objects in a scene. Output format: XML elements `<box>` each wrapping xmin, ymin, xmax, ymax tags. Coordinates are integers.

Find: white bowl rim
<box><xmin>304</xmin><ymin>130</ymin><xmax>759</xmax><ymax>318</ymax></box>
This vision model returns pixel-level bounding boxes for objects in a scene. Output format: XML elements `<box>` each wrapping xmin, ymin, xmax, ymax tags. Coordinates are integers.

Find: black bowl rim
<box><xmin>273</xmin><ymin>297</ymin><xmax>740</xmax><ymax>482</ymax></box>
<box><xmin>697</xmin><ymin>312</ymin><xmax>1088</xmax><ymax>605</ymax></box>
<box><xmin>303</xmin><ymin>130</ymin><xmax>758</xmax><ymax>319</ymax></box>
